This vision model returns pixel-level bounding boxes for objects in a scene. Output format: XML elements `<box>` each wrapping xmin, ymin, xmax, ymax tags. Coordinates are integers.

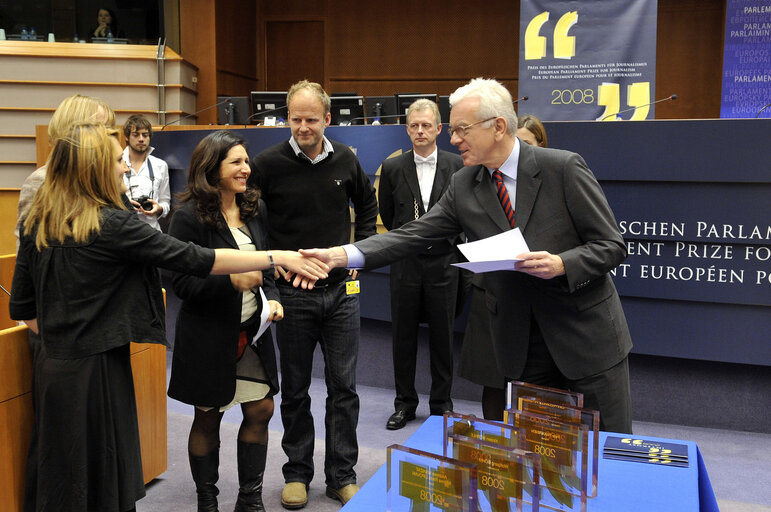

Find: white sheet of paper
<box><xmin>452</xmin><ymin>228</ymin><xmax>530</xmax><ymax>273</ymax></box>
<box><xmin>453</xmin><ymin>260</ymin><xmax>520</xmax><ymax>272</ymax></box>
<box><xmin>251</xmin><ymin>287</ymin><xmax>271</xmax><ymax>345</ymax></box>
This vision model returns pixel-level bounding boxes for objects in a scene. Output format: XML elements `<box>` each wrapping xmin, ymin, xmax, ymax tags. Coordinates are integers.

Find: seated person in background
<box><xmin>91</xmin><ymin>7</ymin><xmax>124</xmax><ymax>39</ymax></box>
<box><xmin>516</xmin><ymin>114</ymin><xmax>548</xmax><ymax>148</ymax></box>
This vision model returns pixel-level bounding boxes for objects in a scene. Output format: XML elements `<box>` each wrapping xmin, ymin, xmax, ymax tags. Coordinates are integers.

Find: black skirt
<box><xmin>27</xmin><ymin>343</ymin><xmax>145</xmax><ymax>512</ymax></box>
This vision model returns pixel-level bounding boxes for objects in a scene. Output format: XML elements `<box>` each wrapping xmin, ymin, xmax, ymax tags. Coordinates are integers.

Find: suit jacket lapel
<box><xmin>428</xmin><ymin>151</ymin><xmax>450</xmax><ymax>209</ymax></box>
<box><xmin>473</xmin><ymin>165</ymin><xmax>512</xmax><ymax>232</ymax></box>
<box><xmin>215</xmin><ymin>211</ymin><xmax>239</xmax><ymax>249</ymax></box>
<box><xmin>245</xmin><ymin>214</ymin><xmax>264</xmax><ymax>249</ymax></box>
<box><xmin>401</xmin><ymin>151</ymin><xmax>424</xmax><ymax>216</ymax></box>
<box><xmin>514</xmin><ymin>143</ymin><xmax>541</xmax><ymax>232</ymax></box>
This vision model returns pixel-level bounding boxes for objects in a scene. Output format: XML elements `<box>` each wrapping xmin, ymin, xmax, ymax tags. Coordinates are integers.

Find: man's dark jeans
<box><xmin>276</xmin><ymin>279</ymin><xmax>360</xmax><ymax>488</ymax></box>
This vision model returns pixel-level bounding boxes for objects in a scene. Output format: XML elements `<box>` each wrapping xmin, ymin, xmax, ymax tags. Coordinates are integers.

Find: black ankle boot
<box><xmin>189</xmin><ymin>449</ymin><xmax>220</xmax><ymax>512</ymax></box>
<box><xmin>234</xmin><ymin>441</ymin><xmax>267</xmax><ymax>512</ymax></box>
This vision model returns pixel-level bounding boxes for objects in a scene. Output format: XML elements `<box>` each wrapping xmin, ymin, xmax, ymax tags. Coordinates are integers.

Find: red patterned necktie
<box><xmin>492</xmin><ymin>169</ymin><xmax>515</xmax><ymax>228</ymax></box>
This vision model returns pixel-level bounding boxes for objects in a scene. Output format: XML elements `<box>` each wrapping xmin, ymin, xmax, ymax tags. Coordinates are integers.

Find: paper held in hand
<box><xmin>250</xmin><ymin>287</ymin><xmax>272</xmax><ymax>345</ymax></box>
<box><xmin>452</xmin><ymin>228</ymin><xmax>530</xmax><ymax>273</ymax></box>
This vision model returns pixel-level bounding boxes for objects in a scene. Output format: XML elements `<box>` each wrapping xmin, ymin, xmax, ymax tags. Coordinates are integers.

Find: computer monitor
<box><xmin>330</xmin><ymin>96</ymin><xmax>365</xmax><ymax>125</ymax></box>
<box><xmin>438</xmin><ymin>95</ymin><xmax>451</xmax><ymax>124</ymax></box>
<box><xmin>217</xmin><ymin>96</ymin><xmax>250</xmax><ymax>125</ymax></box>
<box><xmin>364</xmin><ymin>96</ymin><xmax>397</xmax><ymax>124</ymax></box>
<box><xmin>394</xmin><ymin>93</ymin><xmax>438</xmax><ymax>124</ymax></box>
<box><xmin>250</xmin><ymin>91</ymin><xmax>288</xmax><ymax>125</ymax></box>
<box><xmin>331</xmin><ymin>92</ymin><xmax>358</xmax><ymax>97</ymax></box>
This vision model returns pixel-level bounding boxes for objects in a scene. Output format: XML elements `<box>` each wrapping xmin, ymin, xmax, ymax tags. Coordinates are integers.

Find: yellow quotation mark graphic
<box><xmin>525</xmin><ymin>11</ymin><xmax>578</xmax><ymax>60</ymax></box>
<box><xmin>598</xmin><ymin>82</ymin><xmax>651</xmax><ymax>121</ymax></box>
<box><xmin>525</xmin><ymin>11</ymin><xmax>651</xmax><ymax>120</ymax></box>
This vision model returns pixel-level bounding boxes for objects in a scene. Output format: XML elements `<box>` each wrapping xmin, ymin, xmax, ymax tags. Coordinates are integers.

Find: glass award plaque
<box><xmin>387</xmin><ymin>444</ymin><xmax>478</xmax><ymax>512</ymax></box>
<box><xmin>504</xmin><ymin>408</ymin><xmax>590</xmax><ymax>512</ymax></box>
<box><xmin>506</xmin><ymin>381</ymin><xmax>584</xmax><ymax>411</ymax></box>
<box><xmin>519</xmin><ymin>398</ymin><xmax>599</xmax><ymax>497</ymax></box>
<box><xmin>443</xmin><ymin>412</ymin><xmax>526</xmax><ymax>455</ymax></box>
<box><xmin>448</xmin><ymin>433</ymin><xmax>541</xmax><ymax>512</ymax></box>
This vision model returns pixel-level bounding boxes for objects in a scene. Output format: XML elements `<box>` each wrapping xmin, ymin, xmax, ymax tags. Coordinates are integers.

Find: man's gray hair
<box><xmin>449</xmin><ymin>78</ymin><xmax>518</xmax><ymax>136</ymax></box>
<box><xmin>406</xmin><ymin>98</ymin><xmax>442</xmax><ymax>125</ymax></box>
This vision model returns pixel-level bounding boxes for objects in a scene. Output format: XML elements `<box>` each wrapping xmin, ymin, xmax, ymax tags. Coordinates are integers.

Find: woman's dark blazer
<box><xmin>167</xmin><ymin>200</ymin><xmax>280</xmax><ymax>407</ymax></box>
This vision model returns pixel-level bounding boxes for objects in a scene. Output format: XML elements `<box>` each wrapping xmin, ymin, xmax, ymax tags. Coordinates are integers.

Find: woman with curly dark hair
<box><xmin>168</xmin><ymin>131</ymin><xmax>282</xmax><ymax>512</ymax></box>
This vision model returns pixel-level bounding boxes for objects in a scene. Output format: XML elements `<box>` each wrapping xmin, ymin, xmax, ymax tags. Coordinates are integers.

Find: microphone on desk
<box><xmin>599</xmin><ymin>94</ymin><xmax>677</xmax><ymax>121</ymax></box>
<box><xmin>513</xmin><ymin>96</ymin><xmax>529</xmax><ymax>104</ymax></box>
<box><xmin>225</xmin><ymin>100</ymin><xmax>235</xmax><ymax>125</ymax></box>
<box><xmin>161</xmin><ymin>97</ymin><xmax>233</xmax><ymax>130</ymax></box>
<box><xmin>243</xmin><ymin>105</ymin><xmax>289</xmax><ymax>127</ymax></box>
<box><xmin>756</xmin><ymin>102</ymin><xmax>771</xmax><ymax>118</ymax></box>
<box><xmin>0</xmin><ymin>284</ymin><xmax>10</xmax><ymax>296</ymax></box>
<box><xmin>373</xmin><ymin>102</ymin><xmax>384</xmax><ymax>120</ymax></box>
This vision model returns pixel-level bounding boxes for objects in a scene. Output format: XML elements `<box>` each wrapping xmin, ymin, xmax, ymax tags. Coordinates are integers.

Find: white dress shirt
<box><xmin>414</xmin><ymin>147</ymin><xmax>438</xmax><ymax>212</ymax></box>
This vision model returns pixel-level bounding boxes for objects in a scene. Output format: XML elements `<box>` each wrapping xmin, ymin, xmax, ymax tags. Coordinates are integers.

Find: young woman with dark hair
<box><xmin>168</xmin><ymin>130</ymin><xmax>283</xmax><ymax>512</ymax></box>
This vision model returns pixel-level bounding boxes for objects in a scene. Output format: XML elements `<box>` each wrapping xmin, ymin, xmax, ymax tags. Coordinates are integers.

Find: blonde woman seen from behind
<box><xmin>11</xmin><ymin>123</ymin><xmax>326</xmax><ymax>512</ymax></box>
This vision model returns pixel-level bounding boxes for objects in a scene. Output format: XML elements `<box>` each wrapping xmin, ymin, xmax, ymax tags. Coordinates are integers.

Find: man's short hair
<box><xmin>123</xmin><ymin>114</ymin><xmax>153</xmax><ymax>139</ymax></box>
<box><xmin>449</xmin><ymin>78</ymin><xmax>518</xmax><ymax>136</ymax></box>
<box><xmin>287</xmin><ymin>80</ymin><xmax>331</xmax><ymax>116</ymax></box>
<box><xmin>406</xmin><ymin>98</ymin><xmax>442</xmax><ymax>126</ymax></box>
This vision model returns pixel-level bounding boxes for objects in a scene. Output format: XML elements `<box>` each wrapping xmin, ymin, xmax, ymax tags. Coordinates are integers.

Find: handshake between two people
<box><xmin>279</xmin><ymin>246</ymin><xmax>566</xmax><ymax>289</ymax></box>
<box><xmin>276</xmin><ymin>247</ymin><xmax>349</xmax><ymax>289</ymax></box>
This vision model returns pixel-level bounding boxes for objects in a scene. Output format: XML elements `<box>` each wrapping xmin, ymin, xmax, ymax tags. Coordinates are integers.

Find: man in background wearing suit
<box><xmin>378</xmin><ymin>99</ymin><xmax>464</xmax><ymax>430</ymax></box>
<box><xmin>301</xmin><ymin>78</ymin><xmax>633</xmax><ymax>434</ymax></box>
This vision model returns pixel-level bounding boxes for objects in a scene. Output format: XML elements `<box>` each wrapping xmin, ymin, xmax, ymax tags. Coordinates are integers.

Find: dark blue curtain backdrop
<box><xmin>518</xmin><ymin>0</ymin><xmax>658</xmax><ymax>121</ymax></box>
<box><xmin>151</xmin><ymin>120</ymin><xmax>771</xmax><ymax>367</ymax></box>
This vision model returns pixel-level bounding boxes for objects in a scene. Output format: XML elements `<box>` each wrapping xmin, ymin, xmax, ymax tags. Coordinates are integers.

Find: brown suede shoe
<box><xmin>325</xmin><ymin>483</ymin><xmax>359</xmax><ymax>505</ymax></box>
<box><xmin>281</xmin><ymin>482</ymin><xmax>308</xmax><ymax>509</ymax></box>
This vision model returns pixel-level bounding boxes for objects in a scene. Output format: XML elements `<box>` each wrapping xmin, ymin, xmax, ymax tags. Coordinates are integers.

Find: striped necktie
<box><xmin>492</xmin><ymin>169</ymin><xmax>515</xmax><ymax>228</ymax></box>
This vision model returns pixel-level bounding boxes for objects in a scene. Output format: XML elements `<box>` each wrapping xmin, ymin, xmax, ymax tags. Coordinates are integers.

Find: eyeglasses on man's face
<box><xmin>447</xmin><ymin>117</ymin><xmax>498</xmax><ymax>138</ymax></box>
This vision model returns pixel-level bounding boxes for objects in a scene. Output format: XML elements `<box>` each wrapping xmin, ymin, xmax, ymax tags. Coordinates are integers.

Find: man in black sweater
<box><xmin>250</xmin><ymin>80</ymin><xmax>378</xmax><ymax>509</ymax></box>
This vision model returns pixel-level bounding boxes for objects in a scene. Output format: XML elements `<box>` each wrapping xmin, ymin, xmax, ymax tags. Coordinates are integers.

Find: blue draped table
<box><xmin>343</xmin><ymin>416</ymin><xmax>719</xmax><ymax>512</ymax></box>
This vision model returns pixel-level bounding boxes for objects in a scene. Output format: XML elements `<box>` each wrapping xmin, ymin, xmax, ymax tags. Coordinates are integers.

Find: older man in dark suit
<box><xmin>301</xmin><ymin>78</ymin><xmax>633</xmax><ymax>433</ymax></box>
<box><xmin>378</xmin><ymin>99</ymin><xmax>463</xmax><ymax>430</ymax></box>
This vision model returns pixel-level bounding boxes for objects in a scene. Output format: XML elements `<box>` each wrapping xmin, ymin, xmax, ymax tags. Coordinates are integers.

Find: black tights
<box><xmin>188</xmin><ymin>397</ymin><xmax>274</xmax><ymax>456</ymax></box>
